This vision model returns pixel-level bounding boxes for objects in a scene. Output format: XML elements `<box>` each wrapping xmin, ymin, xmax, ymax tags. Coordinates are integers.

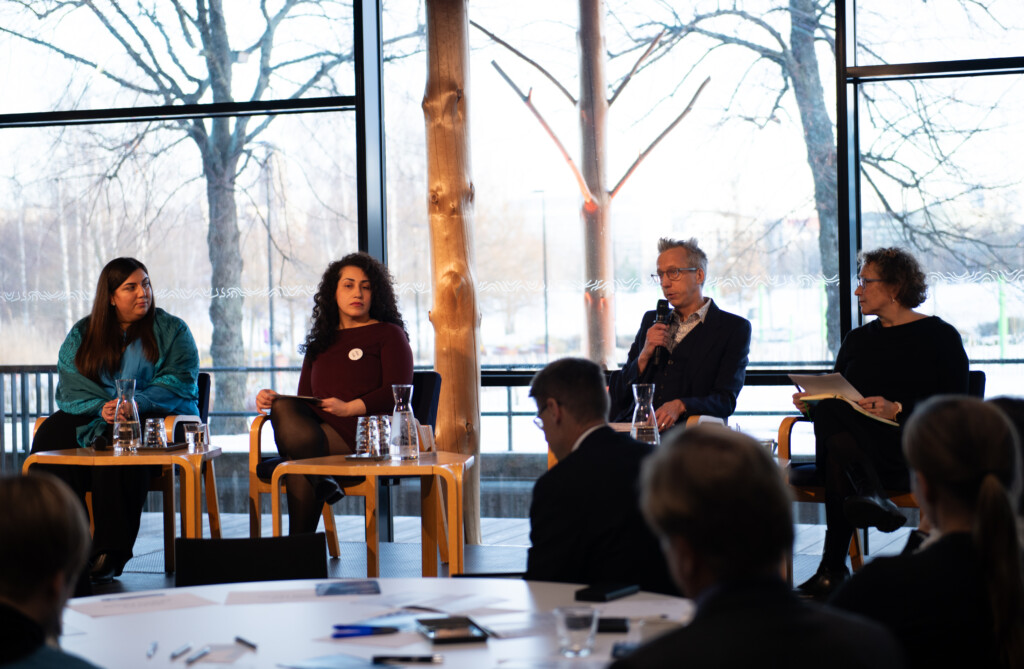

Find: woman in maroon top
<box><xmin>256</xmin><ymin>253</ymin><xmax>413</xmax><ymax>533</ymax></box>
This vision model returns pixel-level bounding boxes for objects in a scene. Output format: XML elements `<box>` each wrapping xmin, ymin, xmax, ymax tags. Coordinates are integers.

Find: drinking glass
<box><xmin>183</xmin><ymin>423</ymin><xmax>202</xmax><ymax>451</ymax></box>
<box><xmin>143</xmin><ymin>418</ymin><xmax>167</xmax><ymax>449</ymax></box>
<box><xmin>554</xmin><ymin>606</ymin><xmax>599</xmax><ymax>657</ymax></box>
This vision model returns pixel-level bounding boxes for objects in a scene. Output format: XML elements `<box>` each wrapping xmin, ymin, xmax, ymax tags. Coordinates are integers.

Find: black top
<box><xmin>0</xmin><ymin>603</ymin><xmax>45</xmax><ymax>664</ymax></box>
<box><xmin>525</xmin><ymin>426</ymin><xmax>677</xmax><ymax>595</ymax></box>
<box><xmin>835</xmin><ymin>316</ymin><xmax>969</xmax><ymax>423</ymax></box>
<box><xmin>831</xmin><ymin>533</ymin><xmax>999</xmax><ymax>669</ymax></box>
<box><xmin>612</xmin><ymin>577</ymin><xmax>905</xmax><ymax>669</ymax></box>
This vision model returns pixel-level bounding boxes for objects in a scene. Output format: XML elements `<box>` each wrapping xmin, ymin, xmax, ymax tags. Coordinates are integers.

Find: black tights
<box><xmin>270</xmin><ymin>398</ymin><xmax>349</xmax><ymax>534</ymax></box>
<box><xmin>813</xmin><ymin>400</ymin><xmax>908</xmax><ymax>571</ymax></box>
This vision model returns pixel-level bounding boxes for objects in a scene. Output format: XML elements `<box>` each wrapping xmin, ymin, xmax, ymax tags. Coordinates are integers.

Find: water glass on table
<box><xmin>142</xmin><ymin>418</ymin><xmax>167</xmax><ymax>449</ymax></box>
<box><xmin>183</xmin><ymin>423</ymin><xmax>202</xmax><ymax>451</ymax></box>
<box><xmin>554</xmin><ymin>606</ymin><xmax>599</xmax><ymax>657</ymax></box>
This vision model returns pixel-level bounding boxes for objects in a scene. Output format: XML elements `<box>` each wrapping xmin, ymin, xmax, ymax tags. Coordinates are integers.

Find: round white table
<box><xmin>60</xmin><ymin>578</ymin><xmax>692</xmax><ymax>668</ymax></box>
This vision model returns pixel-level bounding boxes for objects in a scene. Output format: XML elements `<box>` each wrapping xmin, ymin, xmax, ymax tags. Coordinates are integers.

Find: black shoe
<box><xmin>796</xmin><ymin>564</ymin><xmax>850</xmax><ymax>601</ymax></box>
<box><xmin>89</xmin><ymin>553</ymin><xmax>126</xmax><ymax>584</ymax></box>
<box><xmin>843</xmin><ymin>494</ymin><xmax>907</xmax><ymax>532</ymax></box>
<box><xmin>316</xmin><ymin>477</ymin><xmax>344</xmax><ymax>506</ymax></box>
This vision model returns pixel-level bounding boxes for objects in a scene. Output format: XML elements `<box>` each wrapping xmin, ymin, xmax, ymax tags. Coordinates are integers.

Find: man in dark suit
<box><xmin>611</xmin><ymin>426</ymin><xmax>904</xmax><ymax>669</ymax></box>
<box><xmin>525</xmin><ymin>357</ymin><xmax>676</xmax><ymax>595</ymax></box>
<box><xmin>609</xmin><ymin>237</ymin><xmax>751</xmax><ymax>428</ymax></box>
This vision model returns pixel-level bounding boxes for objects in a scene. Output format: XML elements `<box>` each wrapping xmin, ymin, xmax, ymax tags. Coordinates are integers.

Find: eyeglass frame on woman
<box><xmin>856</xmin><ymin>276</ymin><xmax>885</xmax><ymax>288</ymax></box>
<box><xmin>650</xmin><ymin>267</ymin><xmax>698</xmax><ymax>282</ymax></box>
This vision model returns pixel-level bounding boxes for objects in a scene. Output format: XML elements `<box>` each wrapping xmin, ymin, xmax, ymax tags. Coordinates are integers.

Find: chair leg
<box><xmin>204</xmin><ymin>461</ymin><xmax>221</xmax><ymax>539</ymax></box>
<box><xmin>849</xmin><ymin>529</ymin><xmax>865</xmax><ymax>571</ymax></box>
<box><xmin>322</xmin><ymin>505</ymin><xmax>341</xmax><ymax>558</ymax></box>
<box><xmin>249</xmin><ymin>480</ymin><xmax>263</xmax><ymax>538</ymax></box>
<box><xmin>161</xmin><ymin>467</ymin><xmax>176</xmax><ymax>573</ymax></box>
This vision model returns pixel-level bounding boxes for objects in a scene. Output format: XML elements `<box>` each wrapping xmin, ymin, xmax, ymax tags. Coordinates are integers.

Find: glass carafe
<box><xmin>630</xmin><ymin>383</ymin><xmax>659</xmax><ymax>445</ymax></box>
<box><xmin>112</xmin><ymin>378</ymin><xmax>141</xmax><ymax>453</ymax></box>
<box><xmin>390</xmin><ymin>384</ymin><xmax>420</xmax><ymax>460</ymax></box>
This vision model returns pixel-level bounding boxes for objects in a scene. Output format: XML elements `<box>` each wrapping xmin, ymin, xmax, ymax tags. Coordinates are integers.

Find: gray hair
<box><xmin>657</xmin><ymin>237</ymin><xmax>708</xmax><ymax>277</ymax></box>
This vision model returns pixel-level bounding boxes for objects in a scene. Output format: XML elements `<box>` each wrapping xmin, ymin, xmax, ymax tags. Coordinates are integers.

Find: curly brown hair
<box><xmin>299</xmin><ymin>253</ymin><xmax>408</xmax><ymax>360</ymax></box>
<box><xmin>859</xmin><ymin>247</ymin><xmax>927</xmax><ymax>308</ymax></box>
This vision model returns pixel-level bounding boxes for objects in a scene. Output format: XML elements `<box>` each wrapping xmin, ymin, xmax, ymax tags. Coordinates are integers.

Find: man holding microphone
<box><xmin>608</xmin><ymin>237</ymin><xmax>751</xmax><ymax>430</ymax></box>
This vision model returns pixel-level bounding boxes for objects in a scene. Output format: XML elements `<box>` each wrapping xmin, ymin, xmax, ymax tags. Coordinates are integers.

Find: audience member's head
<box><xmin>0</xmin><ymin>473</ymin><xmax>90</xmax><ymax>638</ymax></box>
<box><xmin>640</xmin><ymin>425</ymin><xmax>793</xmax><ymax>597</ymax></box>
<box><xmin>903</xmin><ymin>395</ymin><xmax>1024</xmax><ymax>664</ymax></box>
<box><xmin>530</xmin><ymin>357</ymin><xmax>610</xmax><ymax>461</ymax></box>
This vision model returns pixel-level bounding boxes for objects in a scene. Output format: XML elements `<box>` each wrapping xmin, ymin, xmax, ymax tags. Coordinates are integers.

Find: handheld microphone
<box><xmin>652</xmin><ymin>299</ymin><xmax>671</xmax><ymax>368</ymax></box>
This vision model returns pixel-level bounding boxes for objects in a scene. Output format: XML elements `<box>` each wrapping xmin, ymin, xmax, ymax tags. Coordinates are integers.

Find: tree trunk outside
<box><xmin>203</xmin><ymin>121</ymin><xmax>247</xmax><ymax>434</ymax></box>
<box><xmin>423</xmin><ymin>0</ymin><xmax>482</xmax><ymax>544</ymax></box>
<box><xmin>789</xmin><ymin>0</ymin><xmax>840</xmax><ymax>357</ymax></box>
<box><xmin>578</xmin><ymin>0</ymin><xmax>616</xmax><ymax>368</ymax></box>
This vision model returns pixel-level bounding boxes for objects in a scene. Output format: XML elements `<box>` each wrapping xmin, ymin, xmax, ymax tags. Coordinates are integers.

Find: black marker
<box><xmin>372</xmin><ymin>656</ymin><xmax>443</xmax><ymax>665</ymax></box>
<box><xmin>234</xmin><ymin>635</ymin><xmax>258</xmax><ymax>651</ymax></box>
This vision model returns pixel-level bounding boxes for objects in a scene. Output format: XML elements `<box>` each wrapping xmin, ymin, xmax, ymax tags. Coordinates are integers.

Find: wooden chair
<box><xmin>174</xmin><ymin>533</ymin><xmax>328</xmax><ymax>587</ymax></box>
<box><xmin>32</xmin><ymin>372</ymin><xmax>220</xmax><ymax>573</ymax></box>
<box><xmin>247</xmin><ymin>371</ymin><xmax>443</xmax><ymax>557</ymax></box>
<box><xmin>777</xmin><ymin>370</ymin><xmax>986</xmax><ymax>582</ymax></box>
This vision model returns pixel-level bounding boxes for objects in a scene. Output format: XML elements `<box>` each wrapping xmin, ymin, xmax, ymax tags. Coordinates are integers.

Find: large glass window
<box><xmin>382</xmin><ymin>0</ymin><xmax>839</xmax><ymax>371</ymax></box>
<box><xmin>855</xmin><ymin>2</ymin><xmax>1024</xmax><ymax>66</ymax></box>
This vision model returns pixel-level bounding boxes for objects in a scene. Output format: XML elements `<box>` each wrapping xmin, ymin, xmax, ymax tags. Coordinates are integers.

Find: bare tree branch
<box><xmin>471</xmin><ymin>20</ymin><xmax>576</xmax><ymax>105</ymax></box>
<box><xmin>490</xmin><ymin>60</ymin><xmax>595</xmax><ymax>206</ymax></box>
<box><xmin>610</xmin><ymin>76</ymin><xmax>710</xmax><ymax>200</ymax></box>
<box><xmin>608</xmin><ymin>28</ymin><xmax>663</xmax><ymax>107</ymax></box>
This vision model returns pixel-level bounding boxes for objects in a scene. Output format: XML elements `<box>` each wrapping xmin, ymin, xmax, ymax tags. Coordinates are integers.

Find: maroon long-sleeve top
<box><xmin>297</xmin><ymin>322</ymin><xmax>413</xmax><ymax>447</ymax></box>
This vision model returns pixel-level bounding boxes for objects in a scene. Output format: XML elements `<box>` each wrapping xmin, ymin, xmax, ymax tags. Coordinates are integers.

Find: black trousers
<box><xmin>813</xmin><ymin>399</ymin><xmax>909</xmax><ymax>570</ymax></box>
<box><xmin>31</xmin><ymin>410</ymin><xmax>161</xmax><ymax>560</ymax></box>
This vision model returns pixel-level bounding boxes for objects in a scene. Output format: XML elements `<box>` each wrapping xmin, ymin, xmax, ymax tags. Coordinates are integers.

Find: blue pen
<box><xmin>332</xmin><ymin>625</ymin><xmax>401</xmax><ymax>638</ymax></box>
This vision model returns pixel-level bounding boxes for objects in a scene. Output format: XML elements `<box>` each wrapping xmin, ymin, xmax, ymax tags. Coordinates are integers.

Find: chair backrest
<box><xmin>411</xmin><ymin>370</ymin><xmax>442</xmax><ymax>428</ymax></box>
<box><xmin>174</xmin><ymin>533</ymin><xmax>328</xmax><ymax>587</ymax></box>
<box><xmin>197</xmin><ymin>371</ymin><xmax>211</xmax><ymax>424</ymax></box>
<box><xmin>968</xmin><ymin>370</ymin><xmax>986</xmax><ymax>398</ymax></box>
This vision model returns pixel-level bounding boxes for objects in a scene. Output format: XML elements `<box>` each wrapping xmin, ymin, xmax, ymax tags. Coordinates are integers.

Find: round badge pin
<box><xmin>349</xmin><ymin>348</ymin><xmax>363</xmax><ymax>361</ymax></box>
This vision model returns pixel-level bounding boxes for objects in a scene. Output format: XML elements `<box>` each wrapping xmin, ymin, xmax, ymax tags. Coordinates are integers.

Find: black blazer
<box><xmin>609</xmin><ymin>300</ymin><xmax>751</xmax><ymax>422</ymax></box>
<box><xmin>612</xmin><ymin>578</ymin><xmax>905</xmax><ymax>669</ymax></box>
<box><xmin>525</xmin><ymin>426</ymin><xmax>677</xmax><ymax>595</ymax></box>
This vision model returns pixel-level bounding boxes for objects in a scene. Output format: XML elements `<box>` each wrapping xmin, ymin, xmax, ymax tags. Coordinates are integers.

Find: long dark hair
<box><xmin>75</xmin><ymin>257</ymin><xmax>158</xmax><ymax>381</ymax></box>
<box><xmin>299</xmin><ymin>253</ymin><xmax>407</xmax><ymax>360</ymax></box>
<box><xmin>904</xmin><ymin>395</ymin><xmax>1024</xmax><ymax>667</ymax></box>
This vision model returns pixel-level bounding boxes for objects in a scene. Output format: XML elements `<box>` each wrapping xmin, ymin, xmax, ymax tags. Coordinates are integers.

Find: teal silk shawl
<box><xmin>54</xmin><ymin>308</ymin><xmax>200</xmax><ymax>447</ymax></box>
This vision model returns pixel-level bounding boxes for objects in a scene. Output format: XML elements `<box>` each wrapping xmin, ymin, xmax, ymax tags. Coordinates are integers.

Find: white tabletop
<box><xmin>60</xmin><ymin>578</ymin><xmax>693</xmax><ymax>668</ymax></box>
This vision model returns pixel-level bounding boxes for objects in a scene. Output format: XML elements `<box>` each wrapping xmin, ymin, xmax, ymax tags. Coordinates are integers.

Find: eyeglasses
<box><xmin>856</xmin><ymin>277</ymin><xmax>885</xmax><ymax>288</ymax></box>
<box><xmin>650</xmin><ymin>267</ymin><xmax>698</xmax><ymax>282</ymax></box>
<box><xmin>533</xmin><ymin>403</ymin><xmax>553</xmax><ymax>429</ymax></box>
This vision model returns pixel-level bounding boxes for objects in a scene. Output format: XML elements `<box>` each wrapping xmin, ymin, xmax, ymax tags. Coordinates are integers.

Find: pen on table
<box><xmin>332</xmin><ymin>625</ymin><xmax>400</xmax><ymax>638</ymax></box>
<box><xmin>146</xmin><ymin>642</ymin><xmax>158</xmax><ymax>658</ymax></box>
<box><xmin>372</xmin><ymin>655</ymin><xmax>443</xmax><ymax>665</ymax></box>
<box><xmin>234</xmin><ymin>635</ymin><xmax>258</xmax><ymax>651</ymax></box>
<box><xmin>102</xmin><ymin>592</ymin><xmax>166</xmax><ymax>602</ymax></box>
<box><xmin>170</xmin><ymin>643</ymin><xmax>192</xmax><ymax>660</ymax></box>
<box><xmin>185</xmin><ymin>646</ymin><xmax>211</xmax><ymax>665</ymax></box>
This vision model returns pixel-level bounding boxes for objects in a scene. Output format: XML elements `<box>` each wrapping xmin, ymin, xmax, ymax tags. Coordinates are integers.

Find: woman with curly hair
<box><xmin>256</xmin><ymin>253</ymin><xmax>413</xmax><ymax>534</ymax></box>
<box><xmin>792</xmin><ymin>247</ymin><xmax>969</xmax><ymax>599</ymax></box>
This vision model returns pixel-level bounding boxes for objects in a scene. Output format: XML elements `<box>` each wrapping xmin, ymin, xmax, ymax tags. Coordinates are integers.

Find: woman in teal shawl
<box><xmin>31</xmin><ymin>258</ymin><xmax>199</xmax><ymax>584</ymax></box>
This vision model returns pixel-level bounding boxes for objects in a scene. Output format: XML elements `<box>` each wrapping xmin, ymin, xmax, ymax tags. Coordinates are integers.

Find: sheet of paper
<box><xmin>475</xmin><ymin>612</ymin><xmax>554</xmax><ymax>639</ymax></box>
<box><xmin>70</xmin><ymin>592</ymin><xmax>216</xmax><ymax>618</ymax></box>
<box><xmin>225</xmin><ymin>588</ymin><xmax>320</xmax><ymax>605</ymax></box>
<box><xmin>597</xmin><ymin>598</ymin><xmax>695</xmax><ymax>623</ymax></box>
<box><xmin>318</xmin><ymin>632</ymin><xmax>423</xmax><ymax>648</ymax></box>
<box><xmin>789</xmin><ymin>372</ymin><xmax>863</xmax><ymax>400</ymax></box>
